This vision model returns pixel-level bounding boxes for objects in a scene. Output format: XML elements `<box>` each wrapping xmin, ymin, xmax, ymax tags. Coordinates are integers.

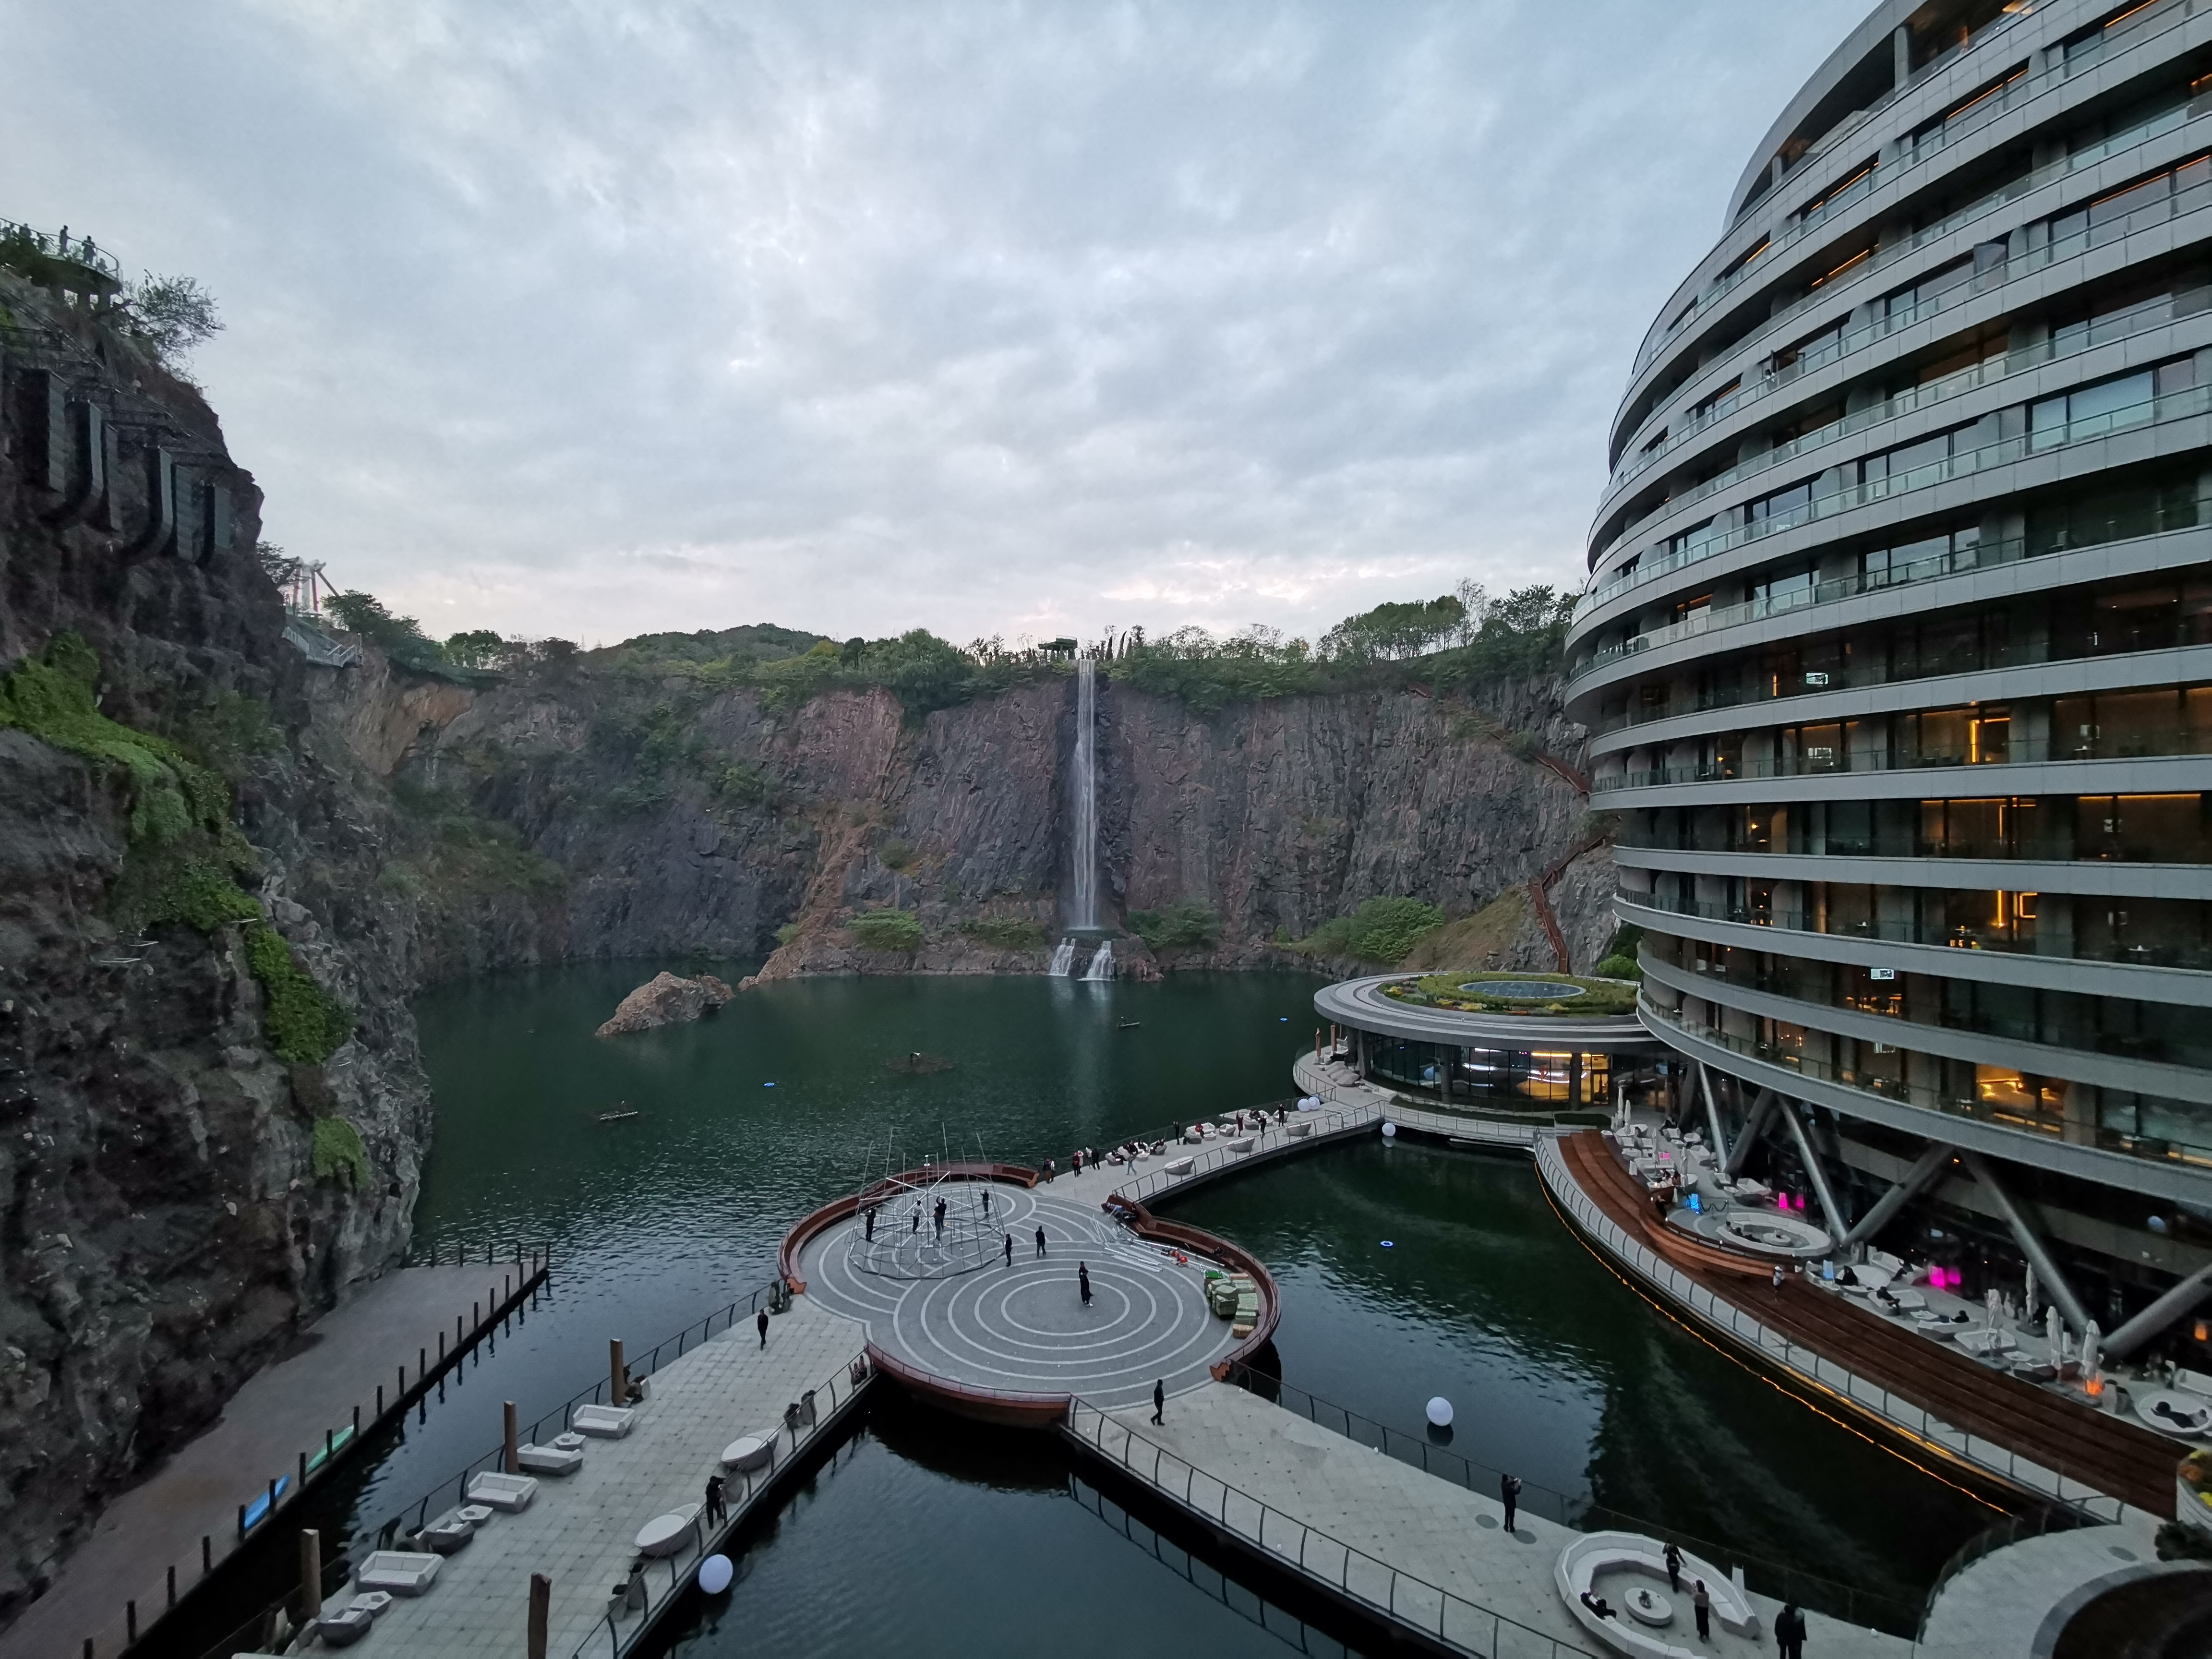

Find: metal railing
<box><xmin>1589</xmin><ymin>281</ymin><xmax>2201</xmax><ymax>600</ymax></box>
<box><xmin>1220</xmin><ymin>1362</ymin><xmax>1924</xmax><ymax>1633</ymax></box>
<box><xmin>0</xmin><ymin>216</ymin><xmax>123</xmax><ymax>283</ymax></box>
<box><xmin>1915</xmin><ymin>1503</ymin><xmax>2094</xmax><ymax>1640</ymax></box>
<box><xmin>1633</xmin><ymin>995</ymin><xmax>2212</xmax><ymax>1169</ymax></box>
<box><xmin>1596</xmin><ymin>727</ymin><xmax>2212</xmax><ymax>792</ymax></box>
<box><xmin>570</xmin><ymin>1352</ymin><xmax>871</xmax><ymax>1659</ymax></box>
<box><xmin>1064</xmin><ymin>1400</ymin><xmax>1603</xmax><ymax>1658</ymax></box>
<box><xmin>1534</xmin><ymin>1135</ymin><xmax>2131</xmax><ymax>1525</ymax></box>
<box><xmin>1101</xmin><ymin>1103</ymin><xmax>1376</xmax><ymax>1208</ymax></box>
<box><xmin>1616</xmin><ymin>890</ymin><xmax>2212</xmax><ymax>974</ymax></box>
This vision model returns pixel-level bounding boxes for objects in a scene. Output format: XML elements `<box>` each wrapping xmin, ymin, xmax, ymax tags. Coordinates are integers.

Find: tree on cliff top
<box><xmin>120</xmin><ymin>272</ymin><xmax>223</xmax><ymax>372</ymax></box>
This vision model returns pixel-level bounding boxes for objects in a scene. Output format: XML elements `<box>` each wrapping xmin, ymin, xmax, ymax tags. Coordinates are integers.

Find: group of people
<box><xmin>1567</xmin><ymin>1534</ymin><xmax>1808</xmax><ymax>1656</ymax></box>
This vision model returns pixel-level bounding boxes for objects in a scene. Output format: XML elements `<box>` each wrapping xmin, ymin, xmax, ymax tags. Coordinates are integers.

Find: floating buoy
<box><xmin>699</xmin><ymin>1554</ymin><xmax>733</xmax><ymax>1594</ymax></box>
<box><xmin>763</xmin><ymin>1081</ymin><xmax>776</xmax><ymax>1088</ymax></box>
<box><xmin>1380</xmin><ymin>1240</ymin><xmax>1395</xmax><ymax>1249</ymax></box>
<box><xmin>1426</xmin><ymin>1396</ymin><xmax>1454</xmax><ymax>1428</ymax></box>
<box><xmin>1382</xmin><ymin>1121</ymin><xmax>1398</xmax><ymax>1138</ymax></box>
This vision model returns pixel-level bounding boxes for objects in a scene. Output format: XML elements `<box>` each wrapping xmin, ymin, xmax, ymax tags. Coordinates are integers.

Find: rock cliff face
<box><xmin>0</xmin><ymin>277</ymin><xmax>433</xmax><ymax>1620</ymax></box>
<box><xmin>400</xmin><ymin>661</ymin><xmax>1613</xmax><ymax>982</ymax></box>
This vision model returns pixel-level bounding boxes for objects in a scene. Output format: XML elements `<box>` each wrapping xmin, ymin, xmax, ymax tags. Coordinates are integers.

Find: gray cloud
<box><xmin>2</xmin><ymin>0</ymin><xmax>1864</xmax><ymax>646</ymax></box>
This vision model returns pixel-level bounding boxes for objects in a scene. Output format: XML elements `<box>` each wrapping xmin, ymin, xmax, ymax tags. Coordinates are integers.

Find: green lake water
<box><xmin>284</xmin><ymin>964</ymin><xmax>1992</xmax><ymax>1655</ymax></box>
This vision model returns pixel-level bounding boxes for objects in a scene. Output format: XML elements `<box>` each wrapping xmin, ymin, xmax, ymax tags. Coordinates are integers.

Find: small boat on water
<box><xmin>1118</xmin><ymin>1020</ymin><xmax>1142</xmax><ymax>1030</ymax></box>
<box><xmin>597</xmin><ymin>1104</ymin><xmax>641</xmax><ymax>1123</ymax></box>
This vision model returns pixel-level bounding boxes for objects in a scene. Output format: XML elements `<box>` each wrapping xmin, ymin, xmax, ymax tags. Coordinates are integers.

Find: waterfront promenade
<box><xmin>360</xmin><ymin>1293</ymin><xmax>867</xmax><ymax>1659</ymax></box>
<box><xmin>1</xmin><ymin>1258</ymin><xmax>543</xmax><ymax>1659</ymax></box>
<box><xmin>1066</xmin><ymin>1384</ymin><xmax>1908</xmax><ymax>1658</ymax></box>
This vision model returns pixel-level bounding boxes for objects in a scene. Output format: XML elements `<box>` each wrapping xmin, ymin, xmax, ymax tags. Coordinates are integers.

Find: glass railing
<box><xmin>1627</xmin><ymin>0</ymin><xmax>2188</xmax><ymax>382</ymax></box>
<box><xmin>1614</xmin><ymin>18</ymin><xmax>2211</xmax><ymax>487</ymax></box>
<box><xmin>1596</xmin><ymin>729</ymin><xmax>2212</xmax><ymax>792</ymax></box>
<box><xmin>1636</xmin><ymin>994</ymin><xmax>2212</xmax><ymax>1165</ymax></box>
<box><xmin>1586</xmin><ymin>286</ymin><xmax>2191</xmax><ymax>590</ymax></box>
<box><xmin>1570</xmin><ymin>380</ymin><xmax>2211</xmax><ymax>682</ymax></box>
<box><xmin>1620</xmin><ymin>891</ymin><xmax>2212</xmax><ymax>973</ymax></box>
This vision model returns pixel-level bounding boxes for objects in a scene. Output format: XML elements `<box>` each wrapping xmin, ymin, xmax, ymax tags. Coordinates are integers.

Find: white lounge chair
<box><xmin>356</xmin><ymin>1551</ymin><xmax>441</xmax><ymax>1596</ymax></box>
<box><xmin>721</xmin><ymin>1435</ymin><xmax>772</xmax><ymax>1473</ymax></box>
<box><xmin>1165</xmin><ymin>1156</ymin><xmax>1194</xmax><ymax>1176</ymax></box>
<box><xmin>572</xmin><ymin>1403</ymin><xmax>637</xmax><ymax>1438</ymax></box>
<box><xmin>464</xmin><ymin>1471</ymin><xmax>539</xmax><ymax>1512</ymax></box>
<box><xmin>517</xmin><ymin>1442</ymin><xmax>585</xmax><ymax>1476</ymax></box>
<box><xmin>314</xmin><ymin>1605</ymin><xmax>375</xmax><ymax>1647</ymax></box>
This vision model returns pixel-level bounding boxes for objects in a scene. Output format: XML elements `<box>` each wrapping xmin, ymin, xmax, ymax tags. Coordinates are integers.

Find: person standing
<box><xmin>1692</xmin><ymin>1580</ymin><xmax>1711</xmax><ymax>1642</ymax></box>
<box><xmin>703</xmin><ymin>1474</ymin><xmax>727</xmax><ymax>1526</ymax></box>
<box><xmin>756</xmin><ymin>1308</ymin><xmax>769</xmax><ymax>1349</ymax></box>
<box><xmin>1152</xmin><ymin>1379</ymin><xmax>1165</xmax><ymax>1425</ymax></box>
<box><xmin>1500</xmin><ymin>1473</ymin><xmax>1521</xmax><ymax>1534</ymax></box>
<box><xmin>911</xmin><ymin>1200</ymin><xmax>922</xmax><ymax>1235</ymax></box>
<box><xmin>1079</xmin><ymin>1262</ymin><xmax>1092</xmax><ymax>1306</ymax></box>
<box><xmin>1772</xmin><ymin>1262</ymin><xmax>1785</xmax><ymax>1298</ymax></box>
<box><xmin>1035</xmin><ymin>1226</ymin><xmax>1047</xmax><ymax>1258</ymax></box>
<box><xmin>934</xmin><ymin>1197</ymin><xmax>946</xmax><ymax>1238</ymax></box>
<box><xmin>982</xmin><ymin>1189</ymin><xmax>991</xmax><ymax>1216</ymax></box>
<box><xmin>864</xmin><ymin>1205</ymin><xmax>877</xmax><ymax>1242</ymax></box>
<box><xmin>1045</xmin><ymin>1157</ymin><xmax>1056</xmax><ymax>1183</ymax></box>
<box><xmin>1775</xmin><ymin>1601</ymin><xmax>1806</xmax><ymax>1659</ymax></box>
<box><xmin>1002</xmin><ymin>1232</ymin><xmax>1014</xmax><ymax>1267</ymax></box>
<box><xmin>1663</xmin><ymin>1539</ymin><xmax>1682</xmax><ymax>1593</ymax></box>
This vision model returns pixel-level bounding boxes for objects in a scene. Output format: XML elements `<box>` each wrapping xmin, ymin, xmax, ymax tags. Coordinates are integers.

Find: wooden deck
<box><xmin>1555</xmin><ymin>1131</ymin><xmax>2181</xmax><ymax>1518</ymax></box>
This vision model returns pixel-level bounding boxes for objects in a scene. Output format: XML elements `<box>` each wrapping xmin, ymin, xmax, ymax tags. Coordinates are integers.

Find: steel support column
<box><xmin>1961</xmin><ymin>1152</ymin><xmax>2092</xmax><ymax>1336</ymax></box>
<box><xmin>1777</xmin><ymin>1099</ymin><xmax>1850</xmax><ymax>1239</ymax></box>
<box><xmin>1695</xmin><ymin>1062</ymin><xmax>1731</xmax><ymax>1167</ymax></box>
<box><xmin>1724</xmin><ymin>1088</ymin><xmax>1780</xmax><ymax>1177</ymax></box>
<box><xmin>1837</xmin><ymin>1142</ymin><xmax>1957</xmax><ymax>1250</ymax></box>
<box><xmin>2103</xmin><ymin>1262</ymin><xmax>2212</xmax><ymax>1361</ymax></box>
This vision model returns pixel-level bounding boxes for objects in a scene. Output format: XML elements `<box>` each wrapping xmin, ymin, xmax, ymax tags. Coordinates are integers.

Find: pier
<box><xmin>5</xmin><ymin>1250</ymin><xmax>547</xmax><ymax>1659</ymax></box>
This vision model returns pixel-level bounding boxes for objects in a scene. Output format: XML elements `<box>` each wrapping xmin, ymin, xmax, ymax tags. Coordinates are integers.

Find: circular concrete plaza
<box><xmin>798</xmin><ymin>1181</ymin><xmax>1238</xmax><ymax>1412</ymax></box>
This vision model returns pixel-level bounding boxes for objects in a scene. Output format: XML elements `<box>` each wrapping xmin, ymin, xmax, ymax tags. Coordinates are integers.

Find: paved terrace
<box><xmin>1067</xmin><ymin>1385</ymin><xmax>1907</xmax><ymax>1659</ymax></box>
<box><xmin>1</xmin><ymin>1260</ymin><xmax>541</xmax><ymax>1659</ymax></box>
<box><xmin>351</xmin><ymin>1293</ymin><xmax>868</xmax><ymax>1659</ymax></box>
<box><xmin>1543</xmin><ymin>1130</ymin><xmax>2176</xmax><ymax>1521</ymax></box>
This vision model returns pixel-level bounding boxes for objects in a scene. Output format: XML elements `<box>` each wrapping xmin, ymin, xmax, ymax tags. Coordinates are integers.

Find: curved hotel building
<box><xmin>1568</xmin><ymin>0</ymin><xmax>2212</xmax><ymax>1348</ymax></box>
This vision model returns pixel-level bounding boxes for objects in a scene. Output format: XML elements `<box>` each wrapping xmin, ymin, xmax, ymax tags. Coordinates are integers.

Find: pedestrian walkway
<box><xmin>0</xmin><ymin>1262</ymin><xmax>537</xmax><ymax>1659</ymax></box>
<box><xmin>360</xmin><ymin>1293</ymin><xmax>866</xmax><ymax>1659</ymax></box>
<box><xmin>1065</xmin><ymin>1384</ymin><xmax>1906</xmax><ymax>1658</ymax></box>
<box><xmin>1291</xmin><ymin>1051</ymin><xmax>1554</xmax><ymax>1154</ymax></box>
<box><xmin>1917</xmin><ymin>1521</ymin><xmax>2172</xmax><ymax>1654</ymax></box>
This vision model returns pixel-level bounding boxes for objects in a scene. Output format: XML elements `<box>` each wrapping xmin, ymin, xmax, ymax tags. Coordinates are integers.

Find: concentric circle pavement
<box><xmin>797</xmin><ymin>1182</ymin><xmax>1240</xmax><ymax>1410</ymax></box>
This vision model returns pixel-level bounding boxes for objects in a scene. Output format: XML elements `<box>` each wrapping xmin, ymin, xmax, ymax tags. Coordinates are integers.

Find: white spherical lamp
<box><xmin>698</xmin><ymin>1554</ymin><xmax>734</xmax><ymax>1595</ymax></box>
<box><xmin>1382</xmin><ymin>1121</ymin><xmax>1398</xmax><ymax>1138</ymax></box>
<box><xmin>1426</xmin><ymin>1396</ymin><xmax>1454</xmax><ymax>1428</ymax></box>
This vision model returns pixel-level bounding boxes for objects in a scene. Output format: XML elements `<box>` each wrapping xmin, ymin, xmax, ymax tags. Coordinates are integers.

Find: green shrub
<box><xmin>245</xmin><ymin>926</ymin><xmax>355</xmax><ymax>1064</ymax></box>
<box><xmin>1291</xmin><ymin>896</ymin><xmax>1445</xmax><ymax>964</ymax></box>
<box><xmin>718</xmin><ymin>763</ymin><xmax>773</xmax><ymax>805</ymax></box>
<box><xmin>879</xmin><ymin>839</ymin><xmax>916</xmax><ymax>871</ymax></box>
<box><xmin>959</xmin><ymin>915</ymin><xmax>1046</xmax><ymax>949</ymax></box>
<box><xmin>311</xmin><ymin>1116</ymin><xmax>370</xmax><ymax>1187</ymax></box>
<box><xmin>1595</xmin><ymin>953</ymin><xmax>1642</xmax><ymax>981</ymax></box>
<box><xmin>774</xmin><ymin>922</ymin><xmax>802</xmax><ymax>946</ymax></box>
<box><xmin>1126</xmin><ymin>899</ymin><xmax>1221</xmax><ymax>952</ymax></box>
<box><xmin>847</xmin><ymin>908</ymin><xmax>923</xmax><ymax>951</ymax></box>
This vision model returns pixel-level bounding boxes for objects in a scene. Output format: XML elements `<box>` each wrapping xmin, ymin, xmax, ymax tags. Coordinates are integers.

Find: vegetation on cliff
<box><xmin>1282</xmin><ymin>896</ymin><xmax>1448</xmax><ymax>965</ymax></box>
<box><xmin>1126</xmin><ymin>900</ymin><xmax>1223</xmax><ymax>953</ymax></box>
<box><xmin>0</xmin><ymin>632</ymin><xmax>356</xmax><ymax>1059</ymax></box>
<box><xmin>847</xmin><ymin>907</ymin><xmax>924</xmax><ymax>951</ymax></box>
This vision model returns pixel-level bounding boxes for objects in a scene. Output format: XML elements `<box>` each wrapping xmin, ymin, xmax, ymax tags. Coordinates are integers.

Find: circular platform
<box><xmin>798</xmin><ymin>1182</ymin><xmax>1239</xmax><ymax>1413</ymax></box>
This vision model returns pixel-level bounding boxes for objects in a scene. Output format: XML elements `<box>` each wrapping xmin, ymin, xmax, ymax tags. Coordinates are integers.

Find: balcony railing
<box><xmin>1595</xmin><ymin>728</ymin><xmax>2212</xmax><ymax>792</ymax></box>
<box><xmin>1626</xmin><ymin>0</ymin><xmax>2192</xmax><ymax>385</ymax></box>
<box><xmin>1620</xmin><ymin>890</ymin><xmax>2212</xmax><ymax>974</ymax></box>
<box><xmin>1638</xmin><ymin>995</ymin><xmax>2212</xmax><ymax>1166</ymax></box>
<box><xmin>1612</xmin><ymin>17</ymin><xmax>2212</xmax><ymax>494</ymax></box>
<box><xmin>1586</xmin><ymin>285</ymin><xmax>2194</xmax><ymax>595</ymax></box>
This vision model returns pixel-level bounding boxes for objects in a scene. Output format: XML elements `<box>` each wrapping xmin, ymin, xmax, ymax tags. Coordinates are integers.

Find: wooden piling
<box><xmin>504</xmin><ymin>1401</ymin><xmax>519</xmax><ymax>1475</ymax></box>
<box><xmin>610</xmin><ymin>1338</ymin><xmax>627</xmax><ymax>1407</ymax></box>
<box><xmin>528</xmin><ymin>1572</ymin><xmax>550</xmax><ymax>1659</ymax></box>
<box><xmin>300</xmin><ymin>1528</ymin><xmax>323</xmax><ymax>1620</ymax></box>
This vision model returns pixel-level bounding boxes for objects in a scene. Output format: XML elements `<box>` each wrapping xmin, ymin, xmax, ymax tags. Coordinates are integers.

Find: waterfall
<box><xmin>1082</xmin><ymin>940</ymin><xmax>1115</xmax><ymax>981</ymax></box>
<box><xmin>1071</xmin><ymin>656</ymin><xmax>1098</xmax><ymax>929</ymax></box>
<box><xmin>1047</xmin><ymin>938</ymin><xmax>1076</xmax><ymax>975</ymax></box>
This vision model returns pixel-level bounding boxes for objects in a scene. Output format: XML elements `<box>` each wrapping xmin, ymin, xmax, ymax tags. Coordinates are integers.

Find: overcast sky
<box><xmin>5</xmin><ymin>0</ymin><xmax>1865</xmax><ymax>649</ymax></box>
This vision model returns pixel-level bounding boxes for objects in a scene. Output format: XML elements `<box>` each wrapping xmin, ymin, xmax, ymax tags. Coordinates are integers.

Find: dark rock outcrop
<box><xmin>594</xmin><ymin>972</ymin><xmax>734</xmax><ymax>1037</ymax></box>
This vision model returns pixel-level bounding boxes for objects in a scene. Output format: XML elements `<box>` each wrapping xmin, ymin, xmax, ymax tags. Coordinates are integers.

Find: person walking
<box><xmin>1772</xmin><ymin>1262</ymin><xmax>1785</xmax><ymax>1298</ymax></box>
<box><xmin>1078</xmin><ymin>1262</ymin><xmax>1092</xmax><ymax>1307</ymax></box>
<box><xmin>911</xmin><ymin>1201</ymin><xmax>921</xmax><ymax>1235</ymax></box>
<box><xmin>1663</xmin><ymin>1539</ymin><xmax>1682</xmax><ymax>1593</ymax></box>
<box><xmin>1035</xmin><ymin>1226</ymin><xmax>1047</xmax><ymax>1258</ymax></box>
<box><xmin>756</xmin><ymin>1308</ymin><xmax>769</xmax><ymax>1349</ymax></box>
<box><xmin>1152</xmin><ymin>1379</ymin><xmax>1165</xmax><ymax>1425</ymax></box>
<box><xmin>864</xmin><ymin>1205</ymin><xmax>877</xmax><ymax>1242</ymax></box>
<box><xmin>934</xmin><ymin>1197</ymin><xmax>946</xmax><ymax>1238</ymax></box>
<box><xmin>982</xmin><ymin>1189</ymin><xmax>991</xmax><ymax>1216</ymax></box>
<box><xmin>1045</xmin><ymin>1157</ymin><xmax>1056</xmax><ymax>1183</ymax></box>
<box><xmin>1775</xmin><ymin>1600</ymin><xmax>1806</xmax><ymax>1659</ymax></box>
<box><xmin>1003</xmin><ymin>1231</ymin><xmax>1014</xmax><ymax>1267</ymax></box>
<box><xmin>1500</xmin><ymin>1473</ymin><xmax>1521</xmax><ymax>1535</ymax></box>
<box><xmin>703</xmin><ymin>1474</ymin><xmax>727</xmax><ymax>1526</ymax></box>
<box><xmin>1692</xmin><ymin>1580</ymin><xmax>1711</xmax><ymax>1642</ymax></box>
